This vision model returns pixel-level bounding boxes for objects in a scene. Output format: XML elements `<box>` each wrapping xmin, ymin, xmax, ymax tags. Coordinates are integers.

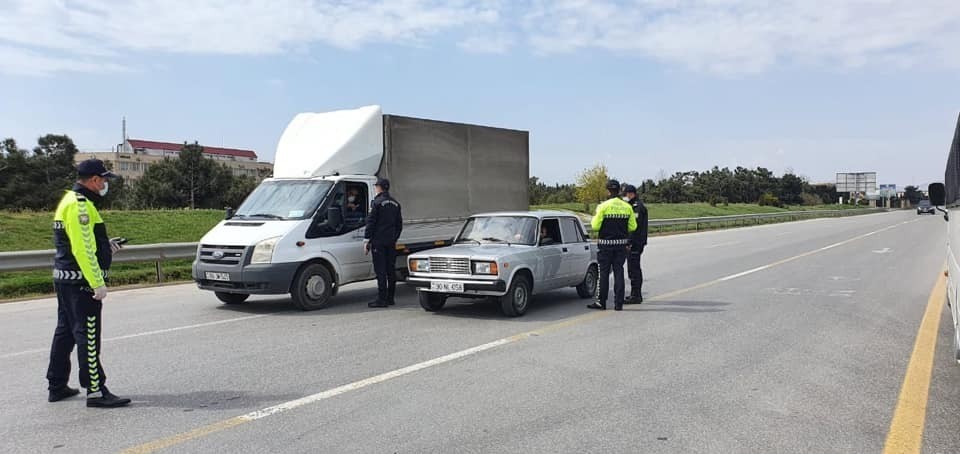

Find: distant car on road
<box><xmin>407</xmin><ymin>211</ymin><xmax>598</xmax><ymax>317</ymax></box>
<box><xmin>917</xmin><ymin>200</ymin><xmax>936</xmax><ymax>215</ymax></box>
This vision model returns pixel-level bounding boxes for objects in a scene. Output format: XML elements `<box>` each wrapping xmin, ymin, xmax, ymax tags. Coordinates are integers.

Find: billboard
<box><xmin>836</xmin><ymin>172</ymin><xmax>877</xmax><ymax>193</ymax></box>
<box><xmin>879</xmin><ymin>184</ymin><xmax>897</xmax><ymax>198</ymax></box>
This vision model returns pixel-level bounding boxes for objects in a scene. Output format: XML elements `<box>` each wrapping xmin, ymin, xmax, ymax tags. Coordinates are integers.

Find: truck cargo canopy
<box><xmin>273</xmin><ymin>105</ymin><xmax>384</xmax><ymax>178</ymax></box>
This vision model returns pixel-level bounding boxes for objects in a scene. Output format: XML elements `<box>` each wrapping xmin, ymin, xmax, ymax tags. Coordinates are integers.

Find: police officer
<box><xmin>588</xmin><ymin>180</ymin><xmax>638</xmax><ymax>311</ymax></box>
<box><xmin>623</xmin><ymin>184</ymin><xmax>649</xmax><ymax>304</ymax></box>
<box><xmin>46</xmin><ymin>159</ymin><xmax>131</xmax><ymax>408</ymax></box>
<box><xmin>365</xmin><ymin>178</ymin><xmax>403</xmax><ymax>308</ymax></box>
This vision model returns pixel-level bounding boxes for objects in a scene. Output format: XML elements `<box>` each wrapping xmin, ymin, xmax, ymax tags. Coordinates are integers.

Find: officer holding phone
<box><xmin>46</xmin><ymin>159</ymin><xmax>131</xmax><ymax>408</ymax></box>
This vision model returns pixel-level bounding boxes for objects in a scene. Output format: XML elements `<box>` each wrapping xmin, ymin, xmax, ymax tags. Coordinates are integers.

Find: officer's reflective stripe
<box><xmin>603</xmin><ymin>214</ymin><xmax>632</xmax><ymax>219</ymax></box>
<box><xmin>53</xmin><ymin>269</ymin><xmax>84</xmax><ymax>280</ymax></box>
<box><xmin>86</xmin><ymin>315</ymin><xmax>100</xmax><ymax>392</ymax></box>
<box><xmin>53</xmin><ymin>221</ymin><xmax>65</xmax><ymax>230</ymax></box>
<box><xmin>53</xmin><ymin>269</ymin><xmax>107</xmax><ymax>281</ymax></box>
<box><xmin>598</xmin><ymin>239</ymin><xmax>630</xmax><ymax>245</ymax></box>
<box><xmin>75</xmin><ymin>194</ymin><xmax>105</xmax><ymax>288</ymax></box>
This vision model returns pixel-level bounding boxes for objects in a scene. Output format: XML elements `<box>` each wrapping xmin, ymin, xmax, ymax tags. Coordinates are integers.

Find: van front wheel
<box><xmin>291</xmin><ymin>263</ymin><xmax>334</xmax><ymax>311</ymax></box>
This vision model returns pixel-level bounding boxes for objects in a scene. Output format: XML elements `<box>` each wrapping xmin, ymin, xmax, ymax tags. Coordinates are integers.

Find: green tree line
<box><xmin>0</xmin><ymin>135</ymin><xmax>261</xmax><ymax>211</ymax></box>
<box><xmin>532</xmin><ymin>164</ymin><xmax>844</xmax><ymax>207</ymax></box>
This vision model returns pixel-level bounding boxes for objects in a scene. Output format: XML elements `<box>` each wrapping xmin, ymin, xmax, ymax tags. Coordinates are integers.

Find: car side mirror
<box><xmin>929</xmin><ymin>182</ymin><xmax>946</xmax><ymax>206</ymax></box>
<box><xmin>225</xmin><ymin>206</ymin><xmax>234</xmax><ymax>220</ymax></box>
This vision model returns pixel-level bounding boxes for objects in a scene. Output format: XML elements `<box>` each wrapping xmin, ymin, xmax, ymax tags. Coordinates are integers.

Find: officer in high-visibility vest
<box><xmin>588</xmin><ymin>180</ymin><xmax>637</xmax><ymax>311</ymax></box>
<box><xmin>46</xmin><ymin>159</ymin><xmax>130</xmax><ymax>408</ymax></box>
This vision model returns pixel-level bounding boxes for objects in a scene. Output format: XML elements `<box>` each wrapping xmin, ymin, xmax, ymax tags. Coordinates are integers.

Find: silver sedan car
<box><xmin>407</xmin><ymin>211</ymin><xmax>599</xmax><ymax>317</ymax></box>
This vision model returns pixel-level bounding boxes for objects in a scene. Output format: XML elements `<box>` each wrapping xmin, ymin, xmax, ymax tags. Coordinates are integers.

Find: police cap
<box><xmin>606</xmin><ymin>179</ymin><xmax>621</xmax><ymax>191</ymax></box>
<box><xmin>375</xmin><ymin>178</ymin><xmax>390</xmax><ymax>191</ymax></box>
<box><xmin>77</xmin><ymin>159</ymin><xmax>118</xmax><ymax>179</ymax></box>
<box><xmin>623</xmin><ymin>184</ymin><xmax>637</xmax><ymax>194</ymax></box>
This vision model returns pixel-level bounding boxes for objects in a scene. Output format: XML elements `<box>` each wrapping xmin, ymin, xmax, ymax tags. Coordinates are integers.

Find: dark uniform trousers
<box><xmin>372</xmin><ymin>244</ymin><xmax>398</xmax><ymax>303</ymax></box>
<box><xmin>628</xmin><ymin>245</ymin><xmax>644</xmax><ymax>292</ymax></box>
<box><xmin>46</xmin><ymin>283</ymin><xmax>106</xmax><ymax>392</ymax></box>
<box><xmin>597</xmin><ymin>246</ymin><xmax>629</xmax><ymax>307</ymax></box>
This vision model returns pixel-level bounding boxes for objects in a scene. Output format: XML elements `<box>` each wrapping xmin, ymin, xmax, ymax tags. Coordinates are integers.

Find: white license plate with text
<box><xmin>205</xmin><ymin>272</ymin><xmax>231</xmax><ymax>281</ymax></box>
<box><xmin>430</xmin><ymin>281</ymin><xmax>464</xmax><ymax>293</ymax></box>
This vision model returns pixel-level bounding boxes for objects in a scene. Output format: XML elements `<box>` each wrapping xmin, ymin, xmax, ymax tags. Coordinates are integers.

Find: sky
<box><xmin>1</xmin><ymin>0</ymin><xmax>959</xmax><ymax>190</ymax></box>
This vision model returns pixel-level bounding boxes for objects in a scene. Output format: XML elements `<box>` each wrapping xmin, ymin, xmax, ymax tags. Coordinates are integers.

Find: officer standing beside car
<box><xmin>623</xmin><ymin>184</ymin><xmax>649</xmax><ymax>304</ymax></box>
<box><xmin>365</xmin><ymin>178</ymin><xmax>403</xmax><ymax>308</ymax></box>
<box><xmin>46</xmin><ymin>159</ymin><xmax>131</xmax><ymax>408</ymax></box>
<box><xmin>588</xmin><ymin>179</ymin><xmax>637</xmax><ymax>311</ymax></box>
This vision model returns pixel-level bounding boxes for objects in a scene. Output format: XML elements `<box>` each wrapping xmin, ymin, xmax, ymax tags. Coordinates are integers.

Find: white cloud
<box><xmin>1</xmin><ymin>0</ymin><xmax>958</xmax><ymax>76</ymax></box>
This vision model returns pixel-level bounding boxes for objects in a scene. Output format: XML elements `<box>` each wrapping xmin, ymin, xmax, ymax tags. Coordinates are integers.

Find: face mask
<box><xmin>99</xmin><ymin>181</ymin><xmax>109</xmax><ymax>197</ymax></box>
<box><xmin>622</xmin><ymin>197</ymin><xmax>630</xmax><ymax>202</ymax></box>
<box><xmin>348</xmin><ymin>196</ymin><xmax>356</xmax><ymax>203</ymax></box>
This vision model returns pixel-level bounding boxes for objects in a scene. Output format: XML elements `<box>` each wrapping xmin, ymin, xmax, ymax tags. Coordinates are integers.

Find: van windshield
<box><xmin>233</xmin><ymin>180</ymin><xmax>333</xmax><ymax>220</ymax></box>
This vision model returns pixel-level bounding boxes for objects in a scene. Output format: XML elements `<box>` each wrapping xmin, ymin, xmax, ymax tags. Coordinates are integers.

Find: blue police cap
<box><xmin>77</xmin><ymin>159</ymin><xmax>118</xmax><ymax>179</ymax></box>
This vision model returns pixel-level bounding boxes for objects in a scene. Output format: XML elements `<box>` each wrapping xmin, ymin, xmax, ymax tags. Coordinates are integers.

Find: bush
<box><xmin>758</xmin><ymin>193</ymin><xmax>781</xmax><ymax>207</ymax></box>
<box><xmin>800</xmin><ymin>193</ymin><xmax>824</xmax><ymax>206</ymax></box>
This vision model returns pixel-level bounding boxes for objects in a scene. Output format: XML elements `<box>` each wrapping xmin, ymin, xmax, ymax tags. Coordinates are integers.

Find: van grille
<box><xmin>429</xmin><ymin>257</ymin><xmax>470</xmax><ymax>275</ymax></box>
<box><xmin>199</xmin><ymin>244</ymin><xmax>247</xmax><ymax>265</ymax></box>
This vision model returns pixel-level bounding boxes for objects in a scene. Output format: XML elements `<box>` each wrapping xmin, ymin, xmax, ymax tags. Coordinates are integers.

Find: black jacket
<box><xmin>630</xmin><ymin>198</ymin><xmax>649</xmax><ymax>247</ymax></box>
<box><xmin>365</xmin><ymin>192</ymin><xmax>403</xmax><ymax>245</ymax></box>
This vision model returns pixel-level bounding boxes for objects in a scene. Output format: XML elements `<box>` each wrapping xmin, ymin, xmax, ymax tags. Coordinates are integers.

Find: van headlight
<box><xmin>251</xmin><ymin>237</ymin><xmax>280</xmax><ymax>264</ymax></box>
<box><xmin>410</xmin><ymin>258</ymin><xmax>430</xmax><ymax>272</ymax></box>
<box><xmin>472</xmin><ymin>261</ymin><xmax>498</xmax><ymax>275</ymax></box>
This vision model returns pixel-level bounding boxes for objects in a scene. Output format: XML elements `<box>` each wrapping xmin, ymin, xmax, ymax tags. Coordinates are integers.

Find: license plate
<box><xmin>205</xmin><ymin>272</ymin><xmax>230</xmax><ymax>281</ymax></box>
<box><xmin>430</xmin><ymin>281</ymin><xmax>464</xmax><ymax>293</ymax></box>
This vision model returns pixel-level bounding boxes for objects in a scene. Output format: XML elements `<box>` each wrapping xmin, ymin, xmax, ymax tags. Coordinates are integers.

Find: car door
<box><xmin>560</xmin><ymin>216</ymin><xmax>592</xmax><ymax>285</ymax></box>
<box><xmin>305</xmin><ymin>180</ymin><xmax>373</xmax><ymax>283</ymax></box>
<box><xmin>537</xmin><ymin>218</ymin><xmax>565</xmax><ymax>290</ymax></box>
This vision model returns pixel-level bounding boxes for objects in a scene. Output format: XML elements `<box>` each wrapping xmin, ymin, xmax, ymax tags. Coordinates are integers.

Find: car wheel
<box><xmin>499</xmin><ymin>275</ymin><xmax>531</xmax><ymax>317</ymax></box>
<box><xmin>576</xmin><ymin>264</ymin><xmax>598</xmax><ymax>299</ymax></box>
<box><xmin>215</xmin><ymin>292</ymin><xmax>249</xmax><ymax>305</ymax></box>
<box><xmin>419</xmin><ymin>292</ymin><xmax>447</xmax><ymax>312</ymax></box>
<box><xmin>290</xmin><ymin>263</ymin><xmax>334</xmax><ymax>311</ymax></box>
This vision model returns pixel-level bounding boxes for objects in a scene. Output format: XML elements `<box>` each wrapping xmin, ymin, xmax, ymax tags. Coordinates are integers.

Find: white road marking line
<box><xmin>716</xmin><ymin>219</ymin><xmax>917</xmax><ymax>282</ymax></box>
<box><xmin>706</xmin><ymin>241</ymin><xmax>741</xmax><ymax>249</ymax></box>
<box><xmin>243</xmin><ymin>337</ymin><xmax>514</xmax><ymax>420</ymax></box>
<box><xmin>0</xmin><ymin>314</ymin><xmax>271</xmax><ymax>359</ymax></box>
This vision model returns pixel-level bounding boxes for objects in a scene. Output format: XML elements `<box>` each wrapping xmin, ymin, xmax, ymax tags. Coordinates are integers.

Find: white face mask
<box><xmin>348</xmin><ymin>196</ymin><xmax>356</xmax><ymax>203</ymax></box>
<box><xmin>622</xmin><ymin>197</ymin><xmax>630</xmax><ymax>202</ymax></box>
<box><xmin>99</xmin><ymin>181</ymin><xmax>109</xmax><ymax>197</ymax></box>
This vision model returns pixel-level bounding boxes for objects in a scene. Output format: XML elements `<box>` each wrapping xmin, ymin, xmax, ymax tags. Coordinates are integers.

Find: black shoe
<box><xmin>86</xmin><ymin>389</ymin><xmax>131</xmax><ymax>408</ymax></box>
<box><xmin>387</xmin><ymin>300</ymin><xmax>396</xmax><ymax>306</ymax></box>
<box><xmin>614</xmin><ymin>304</ymin><xmax>623</xmax><ymax>311</ymax></box>
<box><xmin>587</xmin><ymin>303</ymin><xmax>606</xmax><ymax>310</ymax></box>
<box><xmin>368</xmin><ymin>301</ymin><xmax>389</xmax><ymax>308</ymax></box>
<box><xmin>625</xmin><ymin>291</ymin><xmax>643</xmax><ymax>304</ymax></box>
<box><xmin>48</xmin><ymin>386</ymin><xmax>80</xmax><ymax>402</ymax></box>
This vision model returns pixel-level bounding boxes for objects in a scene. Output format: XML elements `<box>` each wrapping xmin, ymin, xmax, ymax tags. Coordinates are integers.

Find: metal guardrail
<box><xmin>643</xmin><ymin>208</ymin><xmax>886</xmax><ymax>234</ymax></box>
<box><xmin>0</xmin><ymin>243</ymin><xmax>197</xmax><ymax>273</ymax></box>
<box><xmin>0</xmin><ymin>209</ymin><xmax>885</xmax><ymax>273</ymax></box>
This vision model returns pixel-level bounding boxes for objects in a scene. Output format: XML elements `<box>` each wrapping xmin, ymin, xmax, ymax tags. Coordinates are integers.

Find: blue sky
<box><xmin>1</xmin><ymin>0</ymin><xmax>959</xmax><ymax>189</ymax></box>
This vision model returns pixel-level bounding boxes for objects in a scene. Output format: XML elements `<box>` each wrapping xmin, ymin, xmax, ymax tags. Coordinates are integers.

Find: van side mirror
<box><xmin>225</xmin><ymin>206</ymin><xmax>234</xmax><ymax>220</ymax></box>
<box><xmin>929</xmin><ymin>183</ymin><xmax>946</xmax><ymax>206</ymax></box>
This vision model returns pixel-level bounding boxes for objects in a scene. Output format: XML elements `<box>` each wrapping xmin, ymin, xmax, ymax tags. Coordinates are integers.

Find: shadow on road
<box><xmin>131</xmin><ymin>390</ymin><xmax>302</xmax><ymax>411</ymax></box>
<box><xmin>623</xmin><ymin>300</ymin><xmax>731</xmax><ymax>313</ymax></box>
<box><xmin>212</xmin><ymin>284</ymin><xmax>589</xmax><ymax>322</ymax></box>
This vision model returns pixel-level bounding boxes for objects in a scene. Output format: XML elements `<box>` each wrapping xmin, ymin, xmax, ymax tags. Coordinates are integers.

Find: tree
<box><xmin>903</xmin><ymin>186</ymin><xmax>922</xmax><ymax>204</ymax></box>
<box><xmin>0</xmin><ymin>134</ymin><xmax>78</xmax><ymax>210</ymax></box>
<box><xmin>575</xmin><ymin>164</ymin><xmax>610</xmax><ymax>204</ymax></box>
<box><xmin>176</xmin><ymin>142</ymin><xmax>232</xmax><ymax>209</ymax></box>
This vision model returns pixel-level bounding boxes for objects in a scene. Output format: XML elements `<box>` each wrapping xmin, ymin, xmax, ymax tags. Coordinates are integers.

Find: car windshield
<box><xmin>457</xmin><ymin>216</ymin><xmax>538</xmax><ymax>246</ymax></box>
<box><xmin>234</xmin><ymin>180</ymin><xmax>333</xmax><ymax>220</ymax></box>
<box><xmin>919</xmin><ymin>200</ymin><xmax>931</xmax><ymax>207</ymax></box>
